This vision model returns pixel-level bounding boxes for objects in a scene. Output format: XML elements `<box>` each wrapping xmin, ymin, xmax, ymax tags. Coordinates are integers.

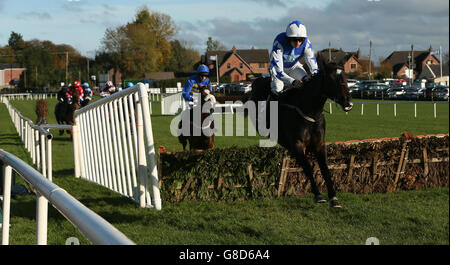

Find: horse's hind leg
<box><xmin>178</xmin><ymin>135</ymin><xmax>187</xmax><ymax>151</ymax></box>
<box><xmin>316</xmin><ymin>146</ymin><xmax>342</xmax><ymax>208</ymax></box>
<box><xmin>56</xmin><ymin>119</ymin><xmax>64</xmax><ymax>135</ymax></box>
<box><xmin>292</xmin><ymin>144</ymin><xmax>322</xmax><ymax>200</ymax></box>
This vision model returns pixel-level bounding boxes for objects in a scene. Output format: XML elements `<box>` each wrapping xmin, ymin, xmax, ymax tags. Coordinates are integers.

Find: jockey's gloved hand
<box><xmin>292</xmin><ymin>79</ymin><xmax>303</xmax><ymax>88</ymax></box>
<box><xmin>302</xmin><ymin>75</ymin><xmax>312</xmax><ymax>83</ymax></box>
<box><xmin>268</xmin><ymin>90</ymin><xmax>279</xmax><ymax>101</ymax></box>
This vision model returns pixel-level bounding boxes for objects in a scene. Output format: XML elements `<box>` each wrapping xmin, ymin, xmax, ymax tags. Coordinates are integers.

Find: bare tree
<box><xmin>206</xmin><ymin>37</ymin><xmax>226</xmax><ymax>52</ymax></box>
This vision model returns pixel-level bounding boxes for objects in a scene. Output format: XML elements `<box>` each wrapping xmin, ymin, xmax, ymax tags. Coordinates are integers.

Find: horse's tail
<box><xmin>36</xmin><ymin>99</ymin><xmax>48</xmax><ymax>115</ymax></box>
<box><xmin>35</xmin><ymin>99</ymin><xmax>49</xmax><ymax>125</ymax></box>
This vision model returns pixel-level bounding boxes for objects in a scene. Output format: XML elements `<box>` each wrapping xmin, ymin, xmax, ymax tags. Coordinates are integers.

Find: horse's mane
<box><xmin>279</xmin><ymin>73</ymin><xmax>321</xmax><ymax>103</ymax></box>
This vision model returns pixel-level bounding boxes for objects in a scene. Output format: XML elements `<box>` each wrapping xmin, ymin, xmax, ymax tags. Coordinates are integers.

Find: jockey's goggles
<box><xmin>199</xmin><ymin>73</ymin><xmax>209</xmax><ymax>77</ymax></box>
<box><xmin>288</xmin><ymin>37</ymin><xmax>305</xmax><ymax>43</ymax></box>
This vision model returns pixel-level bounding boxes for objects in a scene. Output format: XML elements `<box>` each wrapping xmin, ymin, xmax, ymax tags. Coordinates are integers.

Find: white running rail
<box><xmin>1</xmin><ymin>97</ymin><xmax>54</xmax><ymax>179</ymax></box>
<box><xmin>161</xmin><ymin>92</ymin><xmax>185</xmax><ymax>115</ymax></box>
<box><xmin>0</xmin><ymin>93</ymin><xmax>56</xmax><ymax>100</ymax></box>
<box><xmin>1</xmin><ymin>149</ymin><xmax>135</xmax><ymax>245</ymax></box>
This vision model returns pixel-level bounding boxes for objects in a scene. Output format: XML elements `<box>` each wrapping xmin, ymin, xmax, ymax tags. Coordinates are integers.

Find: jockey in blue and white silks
<box><xmin>182</xmin><ymin>64</ymin><xmax>213</xmax><ymax>106</ymax></box>
<box><xmin>270</xmin><ymin>20</ymin><xmax>319</xmax><ymax>94</ymax></box>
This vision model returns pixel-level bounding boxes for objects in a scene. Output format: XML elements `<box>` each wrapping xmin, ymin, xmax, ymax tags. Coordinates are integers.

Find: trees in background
<box><xmin>206</xmin><ymin>37</ymin><xmax>226</xmax><ymax>52</ymax></box>
<box><xmin>101</xmin><ymin>6</ymin><xmax>187</xmax><ymax>79</ymax></box>
<box><xmin>376</xmin><ymin>58</ymin><xmax>393</xmax><ymax>79</ymax></box>
<box><xmin>166</xmin><ymin>40</ymin><xmax>200</xmax><ymax>72</ymax></box>
<box><xmin>0</xmin><ymin>6</ymin><xmax>207</xmax><ymax>90</ymax></box>
<box><xmin>0</xmin><ymin>31</ymin><xmax>92</xmax><ymax>91</ymax></box>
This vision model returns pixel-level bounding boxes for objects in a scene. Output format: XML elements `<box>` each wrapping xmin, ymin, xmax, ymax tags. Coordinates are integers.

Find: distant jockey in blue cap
<box><xmin>81</xmin><ymin>82</ymin><xmax>93</xmax><ymax>107</ymax></box>
<box><xmin>182</xmin><ymin>64</ymin><xmax>213</xmax><ymax>105</ymax></box>
<box><xmin>269</xmin><ymin>20</ymin><xmax>319</xmax><ymax>98</ymax></box>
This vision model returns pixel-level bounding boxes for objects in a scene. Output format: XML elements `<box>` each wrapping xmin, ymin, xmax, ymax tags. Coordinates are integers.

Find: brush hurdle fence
<box><xmin>72</xmin><ymin>83</ymin><xmax>161</xmax><ymax>210</ymax></box>
<box><xmin>158</xmin><ymin>133</ymin><xmax>448</xmax><ymax>202</ymax></box>
<box><xmin>1</xmin><ymin>149</ymin><xmax>134</xmax><ymax>245</ymax></box>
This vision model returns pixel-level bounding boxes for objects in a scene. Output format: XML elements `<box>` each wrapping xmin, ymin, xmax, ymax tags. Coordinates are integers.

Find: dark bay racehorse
<box><xmin>54</xmin><ymin>87</ymin><xmax>81</xmax><ymax>136</ymax></box>
<box><xmin>248</xmin><ymin>52</ymin><xmax>353</xmax><ymax>208</ymax></box>
<box><xmin>178</xmin><ymin>87</ymin><xmax>216</xmax><ymax>151</ymax></box>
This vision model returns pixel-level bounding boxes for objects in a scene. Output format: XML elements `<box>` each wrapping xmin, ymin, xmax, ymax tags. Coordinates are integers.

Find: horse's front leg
<box><xmin>316</xmin><ymin>145</ymin><xmax>342</xmax><ymax>208</ymax></box>
<box><xmin>57</xmin><ymin>119</ymin><xmax>64</xmax><ymax>136</ymax></box>
<box><xmin>292</xmin><ymin>143</ymin><xmax>322</xmax><ymax>201</ymax></box>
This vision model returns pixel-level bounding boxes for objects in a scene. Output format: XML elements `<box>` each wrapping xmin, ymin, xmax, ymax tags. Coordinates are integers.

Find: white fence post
<box><xmin>72</xmin><ymin>122</ymin><xmax>81</xmax><ymax>179</ymax></box>
<box><xmin>1</xmin><ymin>165</ymin><xmax>12</xmax><ymax>245</ymax></box>
<box><xmin>394</xmin><ymin>103</ymin><xmax>397</xmax><ymax>117</ymax></box>
<box><xmin>40</xmin><ymin>133</ymin><xmax>46</xmax><ymax>177</ymax></box>
<box><xmin>47</xmin><ymin>136</ymin><xmax>52</xmax><ymax>182</ymax></box>
<box><xmin>138</xmin><ymin>84</ymin><xmax>161</xmax><ymax>210</ymax></box>
<box><xmin>135</xmin><ymin>97</ymin><xmax>147</xmax><ymax>208</ymax></box>
<box><xmin>36</xmin><ymin>192</ymin><xmax>48</xmax><ymax>245</ymax></box>
<box><xmin>434</xmin><ymin>103</ymin><xmax>437</xmax><ymax>118</ymax></box>
<box><xmin>361</xmin><ymin>104</ymin><xmax>364</xmax><ymax>115</ymax></box>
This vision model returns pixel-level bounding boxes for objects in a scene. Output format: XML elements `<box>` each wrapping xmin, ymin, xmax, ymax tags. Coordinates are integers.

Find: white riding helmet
<box><xmin>286</xmin><ymin>20</ymin><xmax>307</xmax><ymax>38</ymax></box>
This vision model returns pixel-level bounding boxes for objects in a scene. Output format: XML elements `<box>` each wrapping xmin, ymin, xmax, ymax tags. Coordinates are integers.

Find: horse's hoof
<box><xmin>314</xmin><ymin>194</ymin><xmax>327</xmax><ymax>203</ymax></box>
<box><xmin>330</xmin><ymin>198</ymin><xmax>343</xmax><ymax>208</ymax></box>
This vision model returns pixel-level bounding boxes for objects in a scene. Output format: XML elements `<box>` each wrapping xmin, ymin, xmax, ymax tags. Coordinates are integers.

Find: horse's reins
<box><xmin>280</xmin><ymin>103</ymin><xmax>317</xmax><ymax>123</ymax></box>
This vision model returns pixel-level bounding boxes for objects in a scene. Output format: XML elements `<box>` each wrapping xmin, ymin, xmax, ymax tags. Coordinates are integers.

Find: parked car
<box><xmin>239</xmin><ymin>84</ymin><xmax>252</xmax><ymax>93</ymax></box>
<box><xmin>347</xmin><ymin>79</ymin><xmax>359</xmax><ymax>88</ymax></box>
<box><xmin>349</xmin><ymin>84</ymin><xmax>363</xmax><ymax>98</ymax></box>
<box><xmin>433</xmin><ymin>86</ymin><xmax>449</xmax><ymax>100</ymax></box>
<box><xmin>388</xmin><ymin>86</ymin><xmax>406</xmax><ymax>99</ymax></box>
<box><xmin>366</xmin><ymin>84</ymin><xmax>390</xmax><ymax>99</ymax></box>
<box><xmin>391</xmin><ymin>79</ymin><xmax>407</xmax><ymax>86</ymax></box>
<box><xmin>402</xmin><ymin>87</ymin><xmax>424</xmax><ymax>100</ymax></box>
<box><xmin>220</xmin><ymin>83</ymin><xmax>243</xmax><ymax>94</ymax></box>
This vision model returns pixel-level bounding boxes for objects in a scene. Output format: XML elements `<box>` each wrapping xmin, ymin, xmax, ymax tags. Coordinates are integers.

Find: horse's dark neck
<box><xmin>295</xmin><ymin>75</ymin><xmax>327</xmax><ymax>118</ymax></box>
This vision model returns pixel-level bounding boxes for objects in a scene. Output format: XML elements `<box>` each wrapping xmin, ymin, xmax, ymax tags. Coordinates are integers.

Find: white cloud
<box><xmin>1</xmin><ymin>0</ymin><xmax>448</xmax><ymax>59</ymax></box>
<box><xmin>185</xmin><ymin>0</ymin><xmax>449</xmax><ymax>59</ymax></box>
<box><xmin>16</xmin><ymin>11</ymin><xmax>52</xmax><ymax>20</ymax></box>
<box><xmin>245</xmin><ymin>0</ymin><xmax>287</xmax><ymax>7</ymax></box>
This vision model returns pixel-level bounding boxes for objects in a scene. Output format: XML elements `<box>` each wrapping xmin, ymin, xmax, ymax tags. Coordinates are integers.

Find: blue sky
<box><xmin>0</xmin><ymin>0</ymin><xmax>448</xmax><ymax>63</ymax></box>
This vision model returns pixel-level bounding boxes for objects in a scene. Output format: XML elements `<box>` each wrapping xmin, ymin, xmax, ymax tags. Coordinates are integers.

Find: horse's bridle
<box><xmin>324</xmin><ymin>68</ymin><xmax>351</xmax><ymax>107</ymax></box>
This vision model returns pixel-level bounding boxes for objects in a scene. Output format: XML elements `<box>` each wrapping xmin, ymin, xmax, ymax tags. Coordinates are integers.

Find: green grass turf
<box><xmin>0</xmin><ymin>97</ymin><xmax>448</xmax><ymax>245</ymax></box>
